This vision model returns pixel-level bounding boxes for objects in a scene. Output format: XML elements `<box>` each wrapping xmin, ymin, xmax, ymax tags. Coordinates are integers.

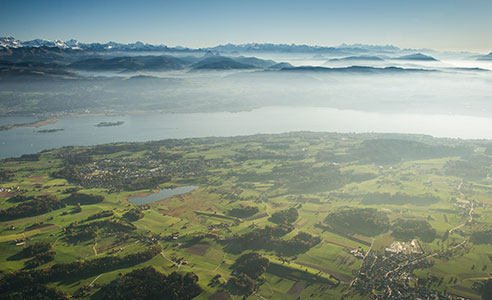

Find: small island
<box><xmin>0</xmin><ymin>118</ymin><xmax>57</xmax><ymax>132</ymax></box>
<box><xmin>37</xmin><ymin>128</ymin><xmax>64</xmax><ymax>133</ymax></box>
<box><xmin>95</xmin><ymin>121</ymin><xmax>124</xmax><ymax>127</ymax></box>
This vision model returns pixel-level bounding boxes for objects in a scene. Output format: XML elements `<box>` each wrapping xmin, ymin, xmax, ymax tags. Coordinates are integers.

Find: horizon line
<box><xmin>1</xmin><ymin>35</ymin><xmax>490</xmax><ymax>55</ymax></box>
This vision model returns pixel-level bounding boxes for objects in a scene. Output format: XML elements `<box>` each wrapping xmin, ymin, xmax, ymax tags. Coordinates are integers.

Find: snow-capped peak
<box><xmin>1</xmin><ymin>38</ymin><xmax>82</xmax><ymax>49</ymax></box>
<box><xmin>0</xmin><ymin>36</ymin><xmax>169</xmax><ymax>52</ymax></box>
<box><xmin>0</xmin><ymin>36</ymin><xmax>23</xmax><ymax>48</ymax></box>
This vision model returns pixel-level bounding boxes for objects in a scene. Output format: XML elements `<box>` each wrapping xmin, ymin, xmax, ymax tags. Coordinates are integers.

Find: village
<box><xmin>352</xmin><ymin>249</ymin><xmax>447</xmax><ymax>299</ymax></box>
<box><xmin>54</xmin><ymin>153</ymin><xmax>223</xmax><ymax>191</ymax></box>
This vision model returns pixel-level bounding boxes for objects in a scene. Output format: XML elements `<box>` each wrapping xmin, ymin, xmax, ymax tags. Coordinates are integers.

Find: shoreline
<box><xmin>0</xmin><ymin>118</ymin><xmax>59</xmax><ymax>131</ymax></box>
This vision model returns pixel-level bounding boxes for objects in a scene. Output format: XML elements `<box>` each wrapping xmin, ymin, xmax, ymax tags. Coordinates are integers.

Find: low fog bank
<box><xmin>1</xmin><ymin>47</ymin><xmax>492</xmax><ymax>119</ymax></box>
<box><xmin>1</xmin><ymin>66</ymin><xmax>492</xmax><ymax>119</ymax></box>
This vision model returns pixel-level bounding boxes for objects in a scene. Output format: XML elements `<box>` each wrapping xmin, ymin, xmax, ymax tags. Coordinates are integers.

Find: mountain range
<box><xmin>395</xmin><ymin>53</ymin><xmax>438</xmax><ymax>61</ymax></box>
<box><xmin>279</xmin><ymin>66</ymin><xmax>433</xmax><ymax>74</ymax></box>
<box><xmin>69</xmin><ymin>55</ymin><xmax>187</xmax><ymax>71</ymax></box>
<box><xmin>1</xmin><ymin>53</ymin><xmax>441</xmax><ymax>80</ymax></box>
<box><xmin>66</xmin><ymin>54</ymin><xmax>287</xmax><ymax>72</ymax></box>
<box><xmin>0</xmin><ymin>36</ymin><xmax>179</xmax><ymax>52</ymax></box>
<box><xmin>1</xmin><ymin>36</ymin><xmax>477</xmax><ymax>59</ymax></box>
<box><xmin>2</xmin><ymin>37</ymin><xmax>491</xmax><ymax>64</ymax></box>
<box><xmin>477</xmin><ymin>52</ymin><xmax>492</xmax><ymax>60</ymax></box>
<box><xmin>328</xmin><ymin>55</ymin><xmax>385</xmax><ymax>62</ymax></box>
<box><xmin>0</xmin><ymin>37</ymin><xmax>489</xmax><ymax>79</ymax></box>
<box><xmin>0</xmin><ymin>37</ymin><xmax>399</xmax><ymax>53</ymax></box>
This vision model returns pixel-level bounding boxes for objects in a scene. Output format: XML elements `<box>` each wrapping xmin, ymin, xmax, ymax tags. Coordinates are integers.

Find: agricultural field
<box><xmin>0</xmin><ymin>132</ymin><xmax>491</xmax><ymax>299</ymax></box>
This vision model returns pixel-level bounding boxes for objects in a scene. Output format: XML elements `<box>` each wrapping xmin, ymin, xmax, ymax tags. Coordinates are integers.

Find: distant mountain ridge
<box><xmin>278</xmin><ymin>65</ymin><xmax>433</xmax><ymax>74</ymax></box>
<box><xmin>4</xmin><ymin>36</ymin><xmax>489</xmax><ymax>64</ymax></box>
<box><xmin>208</xmin><ymin>43</ymin><xmax>402</xmax><ymax>54</ymax></box>
<box><xmin>1</xmin><ymin>36</ymin><xmax>490</xmax><ymax>78</ymax></box>
<box><xmin>0</xmin><ymin>36</ymin><xmax>189</xmax><ymax>52</ymax></box>
<box><xmin>62</xmin><ymin>54</ymin><xmax>283</xmax><ymax>72</ymax></box>
<box><xmin>1</xmin><ymin>37</ymin><xmax>487</xmax><ymax>60</ymax></box>
<box><xmin>69</xmin><ymin>55</ymin><xmax>186</xmax><ymax>71</ymax></box>
<box><xmin>0</xmin><ymin>36</ymin><xmax>423</xmax><ymax>56</ymax></box>
<box><xmin>328</xmin><ymin>55</ymin><xmax>384</xmax><ymax>62</ymax></box>
<box><xmin>395</xmin><ymin>53</ymin><xmax>438</xmax><ymax>61</ymax></box>
<box><xmin>1</xmin><ymin>37</ymin><xmax>405</xmax><ymax>55</ymax></box>
<box><xmin>0</xmin><ymin>60</ymin><xmax>78</xmax><ymax>80</ymax></box>
<box><xmin>191</xmin><ymin>56</ymin><xmax>256</xmax><ymax>70</ymax></box>
<box><xmin>477</xmin><ymin>52</ymin><xmax>492</xmax><ymax>61</ymax></box>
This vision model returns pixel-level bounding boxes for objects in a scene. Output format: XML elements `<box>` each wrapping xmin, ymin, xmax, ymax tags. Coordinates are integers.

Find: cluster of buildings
<box><xmin>385</xmin><ymin>239</ymin><xmax>422</xmax><ymax>255</ymax></box>
<box><xmin>350</xmin><ymin>247</ymin><xmax>365</xmax><ymax>259</ymax></box>
<box><xmin>352</xmin><ymin>249</ymin><xmax>456</xmax><ymax>299</ymax></box>
<box><xmin>208</xmin><ymin>221</ymin><xmax>239</xmax><ymax>233</ymax></box>
<box><xmin>0</xmin><ymin>186</ymin><xmax>20</xmax><ymax>193</ymax></box>
<box><xmin>162</xmin><ymin>232</ymin><xmax>180</xmax><ymax>241</ymax></box>
<box><xmin>62</xmin><ymin>156</ymin><xmax>216</xmax><ymax>189</ymax></box>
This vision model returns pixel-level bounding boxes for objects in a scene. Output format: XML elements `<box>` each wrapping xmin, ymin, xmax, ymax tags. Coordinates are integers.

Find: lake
<box><xmin>0</xmin><ymin>116</ymin><xmax>37</xmax><ymax>127</ymax></box>
<box><xmin>129</xmin><ymin>186</ymin><xmax>198</xmax><ymax>205</ymax></box>
<box><xmin>1</xmin><ymin>106</ymin><xmax>492</xmax><ymax>159</ymax></box>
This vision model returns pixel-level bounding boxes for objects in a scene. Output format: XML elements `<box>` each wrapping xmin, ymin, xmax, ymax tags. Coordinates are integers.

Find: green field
<box><xmin>0</xmin><ymin>132</ymin><xmax>491</xmax><ymax>299</ymax></box>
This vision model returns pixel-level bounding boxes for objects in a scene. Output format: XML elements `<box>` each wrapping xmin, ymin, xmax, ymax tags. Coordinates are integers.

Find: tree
<box><xmin>98</xmin><ymin>266</ymin><xmax>202</xmax><ymax>300</ymax></box>
<box><xmin>63</xmin><ymin>192</ymin><xmax>104</xmax><ymax>205</ymax></box>
<box><xmin>442</xmin><ymin>229</ymin><xmax>449</xmax><ymax>242</ymax></box>
<box><xmin>482</xmin><ymin>279</ymin><xmax>492</xmax><ymax>300</ymax></box>
<box><xmin>123</xmin><ymin>208</ymin><xmax>144</xmax><ymax>222</ymax></box>
<box><xmin>227</xmin><ymin>273</ymin><xmax>257</xmax><ymax>296</ymax></box>
<box><xmin>269</xmin><ymin>207</ymin><xmax>298</xmax><ymax>225</ymax></box>
<box><xmin>324</xmin><ymin>207</ymin><xmax>389</xmax><ymax>236</ymax></box>
<box><xmin>391</xmin><ymin>218</ymin><xmax>436</xmax><ymax>242</ymax></box>
<box><xmin>228</xmin><ymin>206</ymin><xmax>259</xmax><ymax>218</ymax></box>
<box><xmin>232</xmin><ymin>252</ymin><xmax>269</xmax><ymax>279</ymax></box>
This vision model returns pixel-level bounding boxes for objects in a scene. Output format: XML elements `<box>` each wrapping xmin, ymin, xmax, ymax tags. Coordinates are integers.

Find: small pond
<box><xmin>129</xmin><ymin>186</ymin><xmax>198</xmax><ymax>205</ymax></box>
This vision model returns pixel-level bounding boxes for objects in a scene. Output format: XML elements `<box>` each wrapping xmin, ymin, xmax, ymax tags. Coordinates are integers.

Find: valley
<box><xmin>1</xmin><ymin>132</ymin><xmax>491</xmax><ymax>299</ymax></box>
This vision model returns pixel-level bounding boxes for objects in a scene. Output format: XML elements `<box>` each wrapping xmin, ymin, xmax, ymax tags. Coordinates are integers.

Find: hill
<box><xmin>278</xmin><ymin>65</ymin><xmax>433</xmax><ymax>73</ymax></box>
<box><xmin>0</xmin><ymin>46</ymin><xmax>81</xmax><ymax>63</ymax></box>
<box><xmin>0</xmin><ymin>60</ymin><xmax>78</xmax><ymax>80</ymax></box>
<box><xmin>477</xmin><ymin>52</ymin><xmax>492</xmax><ymax>61</ymax></box>
<box><xmin>328</xmin><ymin>55</ymin><xmax>384</xmax><ymax>62</ymax></box>
<box><xmin>395</xmin><ymin>53</ymin><xmax>438</xmax><ymax>61</ymax></box>
<box><xmin>269</xmin><ymin>62</ymin><xmax>293</xmax><ymax>69</ymax></box>
<box><xmin>0</xmin><ymin>132</ymin><xmax>489</xmax><ymax>299</ymax></box>
<box><xmin>233</xmin><ymin>56</ymin><xmax>277</xmax><ymax>68</ymax></box>
<box><xmin>69</xmin><ymin>55</ymin><xmax>185</xmax><ymax>72</ymax></box>
<box><xmin>191</xmin><ymin>56</ymin><xmax>257</xmax><ymax>70</ymax></box>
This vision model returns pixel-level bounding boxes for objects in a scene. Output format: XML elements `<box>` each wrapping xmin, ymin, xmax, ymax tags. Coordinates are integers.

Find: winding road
<box><xmin>92</xmin><ymin>242</ymin><xmax>98</xmax><ymax>256</ymax></box>
<box><xmin>385</xmin><ymin>201</ymin><xmax>474</xmax><ymax>279</ymax></box>
<box><xmin>450</xmin><ymin>201</ymin><xmax>474</xmax><ymax>234</ymax></box>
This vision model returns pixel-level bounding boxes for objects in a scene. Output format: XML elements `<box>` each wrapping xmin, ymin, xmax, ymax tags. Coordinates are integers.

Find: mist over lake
<box><xmin>2</xmin><ymin>106</ymin><xmax>492</xmax><ymax>159</ymax></box>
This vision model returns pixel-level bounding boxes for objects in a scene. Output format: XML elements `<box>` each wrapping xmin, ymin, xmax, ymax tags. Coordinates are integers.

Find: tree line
<box><xmin>0</xmin><ymin>245</ymin><xmax>162</xmax><ymax>296</ymax></box>
<box><xmin>96</xmin><ymin>266</ymin><xmax>202</xmax><ymax>300</ymax></box>
<box><xmin>0</xmin><ymin>195</ymin><xmax>65</xmax><ymax>221</ymax></box>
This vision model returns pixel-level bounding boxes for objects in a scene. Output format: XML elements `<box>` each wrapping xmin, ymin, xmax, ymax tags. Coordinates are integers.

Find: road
<box><xmin>350</xmin><ymin>238</ymin><xmax>374</xmax><ymax>287</ymax></box>
<box><xmin>93</xmin><ymin>242</ymin><xmax>98</xmax><ymax>256</ymax></box>
<box><xmin>385</xmin><ymin>237</ymin><xmax>469</xmax><ymax>279</ymax></box>
<box><xmin>212</xmin><ymin>253</ymin><xmax>226</xmax><ymax>273</ymax></box>
<box><xmin>265</xmin><ymin>203</ymin><xmax>271</xmax><ymax>217</ymax></box>
<box><xmin>450</xmin><ymin>201</ymin><xmax>474</xmax><ymax>234</ymax></box>
<box><xmin>158</xmin><ymin>241</ymin><xmax>226</xmax><ymax>274</ymax></box>
<box><xmin>89</xmin><ymin>274</ymin><xmax>102</xmax><ymax>287</ymax></box>
<box><xmin>384</xmin><ymin>201</ymin><xmax>474</xmax><ymax>279</ymax></box>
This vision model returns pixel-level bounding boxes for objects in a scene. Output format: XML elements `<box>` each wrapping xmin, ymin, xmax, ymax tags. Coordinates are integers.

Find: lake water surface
<box><xmin>1</xmin><ymin>106</ymin><xmax>492</xmax><ymax>159</ymax></box>
<box><xmin>0</xmin><ymin>116</ymin><xmax>37</xmax><ymax>127</ymax></box>
<box><xmin>129</xmin><ymin>186</ymin><xmax>198</xmax><ymax>205</ymax></box>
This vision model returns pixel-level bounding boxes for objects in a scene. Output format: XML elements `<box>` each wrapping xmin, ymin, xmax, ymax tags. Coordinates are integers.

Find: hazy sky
<box><xmin>1</xmin><ymin>0</ymin><xmax>492</xmax><ymax>53</ymax></box>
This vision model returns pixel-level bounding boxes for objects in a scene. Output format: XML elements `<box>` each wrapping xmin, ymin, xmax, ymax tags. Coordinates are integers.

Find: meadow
<box><xmin>0</xmin><ymin>132</ymin><xmax>491</xmax><ymax>299</ymax></box>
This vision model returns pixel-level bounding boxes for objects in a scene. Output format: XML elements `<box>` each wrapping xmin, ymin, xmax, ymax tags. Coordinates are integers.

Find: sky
<box><xmin>1</xmin><ymin>0</ymin><xmax>492</xmax><ymax>53</ymax></box>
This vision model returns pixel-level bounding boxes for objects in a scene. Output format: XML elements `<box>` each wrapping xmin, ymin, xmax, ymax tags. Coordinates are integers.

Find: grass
<box><xmin>1</xmin><ymin>132</ymin><xmax>491</xmax><ymax>299</ymax></box>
